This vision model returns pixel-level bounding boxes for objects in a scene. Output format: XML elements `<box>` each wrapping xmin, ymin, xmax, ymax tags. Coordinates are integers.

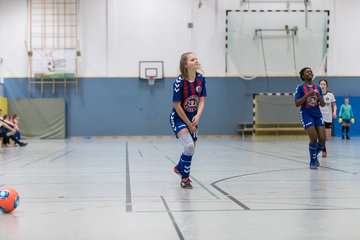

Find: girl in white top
<box><xmin>319</xmin><ymin>79</ymin><xmax>337</xmax><ymax>157</ymax></box>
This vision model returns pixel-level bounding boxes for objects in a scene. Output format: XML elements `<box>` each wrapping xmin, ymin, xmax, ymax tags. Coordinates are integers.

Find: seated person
<box><xmin>0</xmin><ymin>112</ymin><xmax>27</xmax><ymax>147</ymax></box>
<box><xmin>11</xmin><ymin>114</ymin><xmax>23</xmax><ymax>146</ymax></box>
<box><xmin>1</xmin><ymin>115</ymin><xmax>11</xmax><ymax>146</ymax></box>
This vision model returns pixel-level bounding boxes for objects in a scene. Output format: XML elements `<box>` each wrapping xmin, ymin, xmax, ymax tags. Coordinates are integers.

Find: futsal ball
<box><xmin>0</xmin><ymin>187</ymin><xmax>20</xmax><ymax>213</ymax></box>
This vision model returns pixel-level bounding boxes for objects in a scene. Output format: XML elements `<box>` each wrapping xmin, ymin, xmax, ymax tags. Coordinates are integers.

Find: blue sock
<box><xmin>309</xmin><ymin>143</ymin><xmax>317</xmax><ymax>165</ymax></box>
<box><xmin>177</xmin><ymin>154</ymin><xmax>192</xmax><ymax>179</ymax></box>
<box><xmin>317</xmin><ymin>144</ymin><xmax>324</xmax><ymax>155</ymax></box>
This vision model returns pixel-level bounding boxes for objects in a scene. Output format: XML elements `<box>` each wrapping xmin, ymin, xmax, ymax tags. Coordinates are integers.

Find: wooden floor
<box><xmin>0</xmin><ymin>136</ymin><xmax>359</xmax><ymax>240</ymax></box>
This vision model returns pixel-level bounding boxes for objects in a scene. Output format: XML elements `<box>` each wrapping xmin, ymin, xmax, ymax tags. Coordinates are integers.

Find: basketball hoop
<box><xmin>147</xmin><ymin>76</ymin><xmax>156</xmax><ymax>86</ymax></box>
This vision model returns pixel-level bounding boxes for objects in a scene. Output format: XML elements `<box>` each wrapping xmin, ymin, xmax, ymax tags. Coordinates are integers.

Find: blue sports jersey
<box><xmin>171</xmin><ymin>73</ymin><xmax>207</xmax><ymax>121</ymax></box>
<box><xmin>294</xmin><ymin>84</ymin><xmax>323</xmax><ymax>114</ymax></box>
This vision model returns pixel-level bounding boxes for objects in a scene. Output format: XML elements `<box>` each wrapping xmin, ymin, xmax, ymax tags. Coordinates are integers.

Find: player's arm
<box><xmin>0</xmin><ymin>117</ymin><xmax>15</xmax><ymax>129</ymax></box>
<box><xmin>173</xmin><ymin>102</ymin><xmax>197</xmax><ymax>134</ymax></box>
<box><xmin>316</xmin><ymin>91</ymin><xmax>326</xmax><ymax>107</ymax></box>
<box><xmin>1</xmin><ymin>122</ymin><xmax>16</xmax><ymax>132</ymax></box>
<box><xmin>294</xmin><ymin>86</ymin><xmax>304</xmax><ymax>107</ymax></box>
<box><xmin>350</xmin><ymin>106</ymin><xmax>354</xmax><ymax>118</ymax></box>
<box><xmin>191</xmin><ymin>96</ymin><xmax>205</xmax><ymax>126</ymax></box>
<box><xmin>295</xmin><ymin>91</ymin><xmax>312</xmax><ymax>107</ymax></box>
<box><xmin>13</xmin><ymin>123</ymin><xmax>20</xmax><ymax>131</ymax></box>
<box><xmin>349</xmin><ymin>106</ymin><xmax>355</xmax><ymax>123</ymax></box>
<box><xmin>332</xmin><ymin>102</ymin><xmax>337</xmax><ymax>119</ymax></box>
<box><xmin>339</xmin><ymin>105</ymin><xmax>344</xmax><ymax>118</ymax></box>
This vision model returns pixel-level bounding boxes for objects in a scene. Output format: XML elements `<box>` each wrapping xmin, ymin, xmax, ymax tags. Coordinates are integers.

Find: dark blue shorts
<box><xmin>170</xmin><ymin>112</ymin><xmax>198</xmax><ymax>141</ymax></box>
<box><xmin>300</xmin><ymin>111</ymin><xmax>324</xmax><ymax>129</ymax></box>
<box><xmin>342</xmin><ymin>119</ymin><xmax>351</xmax><ymax>124</ymax></box>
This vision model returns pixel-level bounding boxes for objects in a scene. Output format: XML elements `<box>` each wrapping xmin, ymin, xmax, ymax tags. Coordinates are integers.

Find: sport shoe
<box><xmin>173</xmin><ymin>166</ymin><xmax>181</xmax><ymax>177</ymax></box>
<box><xmin>322</xmin><ymin>151</ymin><xmax>327</xmax><ymax>158</ymax></box>
<box><xmin>19</xmin><ymin>142</ymin><xmax>28</xmax><ymax>147</ymax></box>
<box><xmin>6</xmin><ymin>131</ymin><xmax>15</xmax><ymax>137</ymax></box>
<box><xmin>342</xmin><ymin>135</ymin><xmax>345</xmax><ymax>139</ymax></box>
<box><xmin>310</xmin><ymin>164</ymin><xmax>318</xmax><ymax>170</ymax></box>
<box><xmin>316</xmin><ymin>159</ymin><xmax>320</xmax><ymax>167</ymax></box>
<box><xmin>180</xmin><ymin>178</ymin><xmax>193</xmax><ymax>189</ymax></box>
<box><xmin>346</xmin><ymin>135</ymin><xmax>350</xmax><ymax>140</ymax></box>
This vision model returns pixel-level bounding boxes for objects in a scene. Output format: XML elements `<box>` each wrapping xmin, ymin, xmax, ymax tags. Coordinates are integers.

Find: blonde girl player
<box><xmin>294</xmin><ymin>67</ymin><xmax>326</xmax><ymax>169</ymax></box>
<box><xmin>319</xmin><ymin>79</ymin><xmax>337</xmax><ymax>157</ymax></box>
<box><xmin>170</xmin><ymin>52</ymin><xmax>207</xmax><ymax>189</ymax></box>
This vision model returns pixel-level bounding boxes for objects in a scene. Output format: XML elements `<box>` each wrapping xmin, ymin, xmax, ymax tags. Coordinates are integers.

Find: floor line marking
<box><xmin>165</xmin><ymin>155</ymin><xmax>220</xmax><ymax>199</ymax></box>
<box><xmin>211</xmin><ymin>168</ymin><xmax>305</xmax><ymax>210</ymax></box>
<box><xmin>126</xmin><ymin>141</ymin><xmax>132</xmax><ymax>212</ymax></box>
<box><xmin>161</xmin><ymin>196</ymin><xmax>185</xmax><ymax>240</ymax></box>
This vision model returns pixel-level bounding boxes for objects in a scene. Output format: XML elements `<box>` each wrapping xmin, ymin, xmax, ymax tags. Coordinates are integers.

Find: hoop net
<box><xmin>147</xmin><ymin>76</ymin><xmax>156</xmax><ymax>86</ymax></box>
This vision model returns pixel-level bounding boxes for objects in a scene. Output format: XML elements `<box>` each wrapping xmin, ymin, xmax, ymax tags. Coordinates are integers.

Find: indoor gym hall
<box><xmin>1</xmin><ymin>0</ymin><xmax>360</xmax><ymax>239</ymax></box>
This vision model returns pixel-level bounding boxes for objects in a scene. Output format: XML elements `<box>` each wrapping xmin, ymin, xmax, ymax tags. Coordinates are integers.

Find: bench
<box><xmin>254</xmin><ymin>123</ymin><xmax>305</xmax><ymax>135</ymax></box>
<box><xmin>237</xmin><ymin>123</ymin><xmax>254</xmax><ymax>136</ymax></box>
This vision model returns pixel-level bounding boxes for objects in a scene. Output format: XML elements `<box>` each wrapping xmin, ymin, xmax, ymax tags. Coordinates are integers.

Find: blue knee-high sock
<box><xmin>176</xmin><ymin>154</ymin><xmax>184</xmax><ymax>173</ymax></box>
<box><xmin>176</xmin><ymin>153</ymin><xmax>190</xmax><ymax>173</ymax></box>
<box><xmin>177</xmin><ymin>154</ymin><xmax>192</xmax><ymax>179</ymax></box>
<box><xmin>317</xmin><ymin>143</ymin><xmax>324</xmax><ymax>155</ymax></box>
<box><xmin>309</xmin><ymin>143</ymin><xmax>318</xmax><ymax>164</ymax></box>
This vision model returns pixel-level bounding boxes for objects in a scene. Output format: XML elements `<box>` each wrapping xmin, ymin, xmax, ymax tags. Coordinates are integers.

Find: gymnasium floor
<box><xmin>0</xmin><ymin>136</ymin><xmax>359</xmax><ymax>240</ymax></box>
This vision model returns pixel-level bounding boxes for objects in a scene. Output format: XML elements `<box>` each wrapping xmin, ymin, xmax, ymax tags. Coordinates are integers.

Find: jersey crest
<box><xmin>307</xmin><ymin>95</ymin><xmax>318</xmax><ymax>107</ymax></box>
<box><xmin>184</xmin><ymin>95</ymin><xmax>200</xmax><ymax>112</ymax></box>
<box><xmin>303</xmin><ymin>85</ymin><xmax>320</xmax><ymax>108</ymax></box>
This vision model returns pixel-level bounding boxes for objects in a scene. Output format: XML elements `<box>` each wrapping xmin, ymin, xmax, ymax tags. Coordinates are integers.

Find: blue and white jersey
<box><xmin>171</xmin><ymin>73</ymin><xmax>207</xmax><ymax>121</ymax></box>
<box><xmin>294</xmin><ymin>84</ymin><xmax>323</xmax><ymax>114</ymax></box>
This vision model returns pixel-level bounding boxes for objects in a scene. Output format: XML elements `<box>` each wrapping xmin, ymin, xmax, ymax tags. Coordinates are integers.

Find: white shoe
<box><xmin>6</xmin><ymin>131</ymin><xmax>16</xmax><ymax>137</ymax></box>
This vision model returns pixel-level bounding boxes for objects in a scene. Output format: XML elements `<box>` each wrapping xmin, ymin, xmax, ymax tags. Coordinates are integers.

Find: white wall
<box><xmin>0</xmin><ymin>0</ymin><xmax>360</xmax><ymax>77</ymax></box>
<box><xmin>0</xmin><ymin>0</ymin><xmax>29</xmax><ymax>77</ymax></box>
<box><xmin>332</xmin><ymin>0</ymin><xmax>360</xmax><ymax>75</ymax></box>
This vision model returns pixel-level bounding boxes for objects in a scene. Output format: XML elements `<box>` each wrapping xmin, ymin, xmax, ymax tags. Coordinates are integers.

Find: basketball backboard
<box><xmin>138</xmin><ymin>61</ymin><xmax>164</xmax><ymax>80</ymax></box>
